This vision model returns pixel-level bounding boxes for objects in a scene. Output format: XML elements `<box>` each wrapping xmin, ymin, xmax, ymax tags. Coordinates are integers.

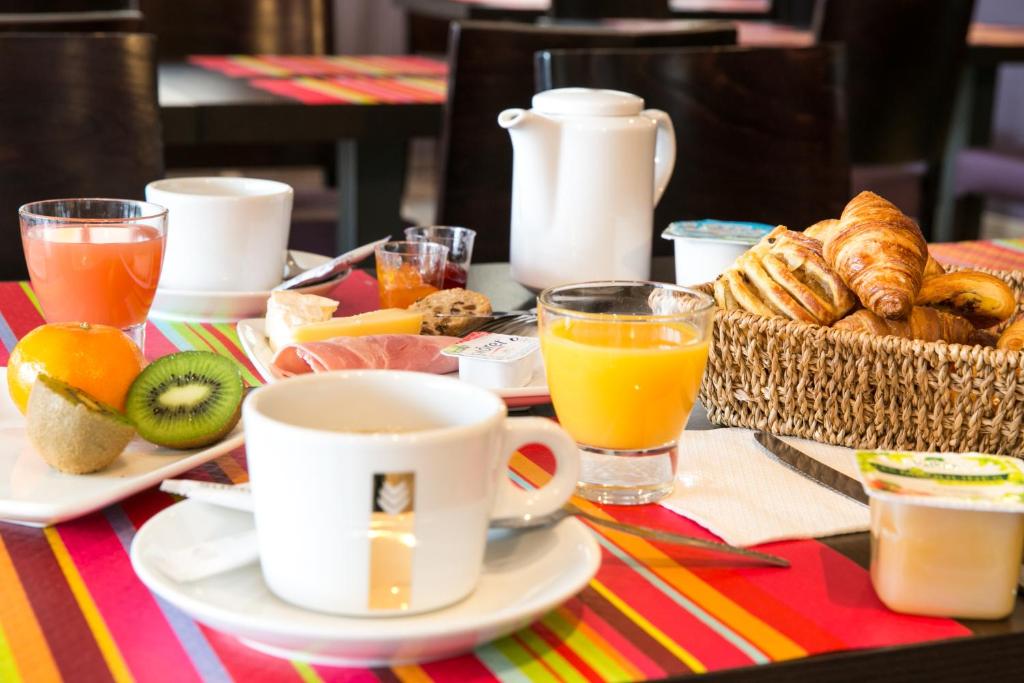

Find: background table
<box><xmin>159</xmin><ymin>56</ymin><xmax>446</xmax><ymax>253</ymax></box>
<box><xmin>0</xmin><ymin>241</ymin><xmax>1023</xmax><ymax>682</ymax></box>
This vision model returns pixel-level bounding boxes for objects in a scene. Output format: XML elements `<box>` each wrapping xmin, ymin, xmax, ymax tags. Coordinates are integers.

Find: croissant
<box><xmin>714</xmin><ymin>226</ymin><xmax>856</xmax><ymax>325</ymax></box>
<box><xmin>997</xmin><ymin>317</ymin><xmax>1024</xmax><ymax>351</ymax></box>
<box><xmin>924</xmin><ymin>255</ymin><xmax>946</xmax><ymax>279</ymax></box>
<box><xmin>804</xmin><ymin>218</ymin><xmax>839</xmax><ymax>241</ymax></box>
<box><xmin>824</xmin><ymin>191</ymin><xmax>928</xmax><ymax>320</ymax></box>
<box><xmin>833</xmin><ymin>307</ymin><xmax>973</xmax><ymax>344</ymax></box>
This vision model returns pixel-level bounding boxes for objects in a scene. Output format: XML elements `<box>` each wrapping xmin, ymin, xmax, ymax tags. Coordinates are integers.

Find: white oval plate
<box><xmin>131</xmin><ymin>499</ymin><xmax>600</xmax><ymax>666</ymax></box>
<box><xmin>0</xmin><ymin>368</ymin><xmax>244</xmax><ymax>526</ymax></box>
<box><xmin>235</xmin><ymin>318</ymin><xmax>552</xmax><ymax>408</ymax></box>
<box><xmin>150</xmin><ymin>251</ymin><xmax>347</xmax><ymax>323</ymax></box>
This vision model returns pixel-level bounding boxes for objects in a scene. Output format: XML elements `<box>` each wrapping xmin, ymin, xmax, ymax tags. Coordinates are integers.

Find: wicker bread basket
<box><xmin>697</xmin><ymin>267</ymin><xmax>1024</xmax><ymax>456</ymax></box>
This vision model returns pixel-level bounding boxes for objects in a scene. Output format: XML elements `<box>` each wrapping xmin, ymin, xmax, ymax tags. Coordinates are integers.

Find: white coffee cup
<box><xmin>242</xmin><ymin>370</ymin><xmax>580</xmax><ymax>616</ymax></box>
<box><xmin>145</xmin><ymin>177</ymin><xmax>293</xmax><ymax>292</ymax></box>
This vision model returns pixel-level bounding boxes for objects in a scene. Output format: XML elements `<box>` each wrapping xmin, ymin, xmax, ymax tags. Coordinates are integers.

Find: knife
<box><xmin>753</xmin><ymin>432</ymin><xmax>869</xmax><ymax>506</ymax></box>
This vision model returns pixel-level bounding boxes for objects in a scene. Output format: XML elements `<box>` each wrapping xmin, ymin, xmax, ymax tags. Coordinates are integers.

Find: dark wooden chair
<box><xmin>0</xmin><ymin>7</ymin><xmax>142</xmax><ymax>33</ymax></box>
<box><xmin>438</xmin><ymin>19</ymin><xmax>737</xmax><ymax>263</ymax></box>
<box><xmin>0</xmin><ymin>33</ymin><xmax>163</xmax><ymax>280</ymax></box>
<box><xmin>138</xmin><ymin>0</ymin><xmax>331</xmax><ymax>60</ymax></box>
<box><xmin>537</xmin><ymin>45</ymin><xmax>850</xmax><ymax>254</ymax></box>
<box><xmin>813</xmin><ymin>0</ymin><xmax>975</xmax><ymax>236</ymax></box>
<box><xmin>549</xmin><ymin>0</ymin><xmax>670</xmax><ymax>20</ymax></box>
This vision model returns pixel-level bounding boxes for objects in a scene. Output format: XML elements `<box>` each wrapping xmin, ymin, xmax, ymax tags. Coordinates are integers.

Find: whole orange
<box><xmin>7</xmin><ymin>322</ymin><xmax>145</xmax><ymax>415</ymax></box>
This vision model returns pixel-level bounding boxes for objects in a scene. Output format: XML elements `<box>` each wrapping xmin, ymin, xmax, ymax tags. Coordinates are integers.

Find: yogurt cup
<box><xmin>661</xmin><ymin>220</ymin><xmax>773</xmax><ymax>286</ymax></box>
<box><xmin>855</xmin><ymin>450</ymin><xmax>1024</xmax><ymax>620</ymax></box>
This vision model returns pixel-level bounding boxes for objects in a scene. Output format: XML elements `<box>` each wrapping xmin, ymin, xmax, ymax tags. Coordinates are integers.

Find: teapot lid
<box><xmin>532</xmin><ymin>88</ymin><xmax>644</xmax><ymax>116</ymax></box>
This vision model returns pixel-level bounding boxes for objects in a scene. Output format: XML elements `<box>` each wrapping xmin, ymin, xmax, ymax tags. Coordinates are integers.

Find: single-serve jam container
<box><xmin>660</xmin><ymin>219</ymin><xmax>773</xmax><ymax>286</ymax></box>
<box><xmin>855</xmin><ymin>450</ymin><xmax>1024</xmax><ymax>620</ymax></box>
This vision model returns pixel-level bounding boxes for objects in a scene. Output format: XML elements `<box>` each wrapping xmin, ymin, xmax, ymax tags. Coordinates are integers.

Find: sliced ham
<box><xmin>272</xmin><ymin>334</ymin><xmax>460</xmax><ymax>377</ymax></box>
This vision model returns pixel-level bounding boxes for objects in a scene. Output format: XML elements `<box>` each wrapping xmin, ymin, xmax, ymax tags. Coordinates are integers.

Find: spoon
<box><xmin>492</xmin><ymin>502</ymin><xmax>789</xmax><ymax>567</ymax></box>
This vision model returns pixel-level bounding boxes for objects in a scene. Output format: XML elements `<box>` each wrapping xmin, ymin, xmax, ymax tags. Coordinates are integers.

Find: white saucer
<box><xmin>0</xmin><ymin>368</ymin><xmax>244</xmax><ymax>526</ymax></box>
<box><xmin>150</xmin><ymin>251</ymin><xmax>347</xmax><ymax>323</ymax></box>
<box><xmin>131</xmin><ymin>499</ymin><xmax>600</xmax><ymax>666</ymax></box>
<box><xmin>236</xmin><ymin>318</ymin><xmax>552</xmax><ymax>407</ymax></box>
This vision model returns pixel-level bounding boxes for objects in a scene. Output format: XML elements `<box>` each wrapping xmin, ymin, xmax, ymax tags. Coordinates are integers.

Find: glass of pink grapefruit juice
<box><xmin>19</xmin><ymin>198</ymin><xmax>168</xmax><ymax>350</ymax></box>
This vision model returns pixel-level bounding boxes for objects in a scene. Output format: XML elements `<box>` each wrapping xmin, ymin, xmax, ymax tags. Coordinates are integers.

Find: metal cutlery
<box><xmin>492</xmin><ymin>502</ymin><xmax>790</xmax><ymax>568</ymax></box>
<box><xmin>276</xmin><ymin>236</ymin><xmax>389</xmax><ymax>290</ymax></box>
<box><xmin>752</xmin><ymin>431</ymin><xmax>869</xmax><ymax>506</ymax></box>
<box><xmin>443</xmin><ymin>311</ymin><xmax>537</xmax><ymax>336</ymax></box>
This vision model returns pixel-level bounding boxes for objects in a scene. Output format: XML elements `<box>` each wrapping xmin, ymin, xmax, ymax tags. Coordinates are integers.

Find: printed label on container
<box><xmin>442</xmin><ymin>332</ymin><xmax>539</xmax><ymax>363</ymax></box>
<box><xmin>855</xmin><ymin>450</ymin><xmax>1024</xmax><ymax>512</ymax></box>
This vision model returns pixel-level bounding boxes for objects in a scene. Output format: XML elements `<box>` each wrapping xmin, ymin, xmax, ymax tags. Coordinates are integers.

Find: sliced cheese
<box><xmin>285</xmin><ymin>308</ymin><xmax>424</xmax><ymax>346</ymax></box>
<box><xmin>266</xmin><ymin>291</ymin><xmax>339</xmax><ymax>351</ymax></box>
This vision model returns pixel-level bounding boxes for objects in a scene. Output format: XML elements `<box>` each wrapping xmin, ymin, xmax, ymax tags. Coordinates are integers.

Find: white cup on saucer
<box><xmin>146</xmin><ymin>177</ymin><xmax>293</xmax><ymax>292</ymax></box>
<box><xmin>242</xmin><ymin>370</ymin><xmax>581</xmax><ymax>617</ymax></box>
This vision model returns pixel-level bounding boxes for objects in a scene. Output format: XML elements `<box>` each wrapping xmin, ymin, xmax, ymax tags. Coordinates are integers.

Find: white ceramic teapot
<box><xmin>499</xmin><ymin>88</ymin><xmax>675</xmax><ymax>291</ymax></box>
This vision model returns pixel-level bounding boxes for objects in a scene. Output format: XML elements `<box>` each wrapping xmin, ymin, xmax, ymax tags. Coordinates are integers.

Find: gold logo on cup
<box><xmin>368</xmin><ymin>472</ymin><xmax>415</xmax><ymax>611</ymax></box>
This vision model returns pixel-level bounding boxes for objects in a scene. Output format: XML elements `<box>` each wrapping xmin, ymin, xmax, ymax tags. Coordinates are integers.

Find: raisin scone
<box><xmin>409</xmin><ymin>288</ymin><xmax>492</xmax><ymax>335</ymax></box>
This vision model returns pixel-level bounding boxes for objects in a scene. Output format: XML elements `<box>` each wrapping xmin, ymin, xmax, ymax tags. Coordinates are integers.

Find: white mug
<box><xmin>242</xmin><ymin>370</ymin><xmax>580</xmax><ymax>616</ymax></box>
<box><xmin>145</xmin><ymin>177</ymin><xmax>293</xmax><ymax>292</ymax></box>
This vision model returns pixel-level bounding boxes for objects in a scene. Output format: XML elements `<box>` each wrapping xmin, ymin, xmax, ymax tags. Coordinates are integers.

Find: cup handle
<box><xmin>491</xmin><ymin>417</ymin><xmax>580</xmax><ymax>521</ymax></box>
<box><xmin>644</xmin><ymin>108</ymin><xmax>676</xmax><ymax>207</ymax></box>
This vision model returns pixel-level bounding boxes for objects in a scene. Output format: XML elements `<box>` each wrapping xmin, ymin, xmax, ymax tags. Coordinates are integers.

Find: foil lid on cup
<box><xmin>855</xmin><ymin>450</ymin><xmax>1024</xmax><ymax>512</ymax></box>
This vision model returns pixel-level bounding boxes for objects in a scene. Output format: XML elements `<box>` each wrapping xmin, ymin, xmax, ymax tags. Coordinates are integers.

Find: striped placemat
<box><xmin>248</xmin><ymin>75</ymin><xmax>446</xmax><ymax>105</ymax></box>
<box><xmin>930</xmin><ymin>238</ymin><xmax>1024</xmax><ymax>271</ymax></box>
<box><xmin>188</xmin><ymin>54</ymin><xmax>448</xmax><ymax>79</ymax></box>
<box><xmin>0</xmin><ymin>263</ymin><xmax>991</xmax><ymax>682</ymax></box>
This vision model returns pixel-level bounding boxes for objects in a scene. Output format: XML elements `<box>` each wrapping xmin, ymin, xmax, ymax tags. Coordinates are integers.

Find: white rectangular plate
<box><xmin>236</xmin><ymin>319</ymin><xmax>551</xmax><ymax>408</ymax></box>
<box><xmin>0</xmin><ymin>367</ymin><xmax>244</xmax><ymax>526</ymax></box>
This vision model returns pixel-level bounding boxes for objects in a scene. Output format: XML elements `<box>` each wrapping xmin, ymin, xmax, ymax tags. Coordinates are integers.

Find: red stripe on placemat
<box><xmin>0</xmin><ymin>283</ymin><xmax>44</xmax><ymax>339</ymax></box>
<box><xmin>56</xmin><ymin>512</ymin><xmax>204</xmax><ymax>682</ymax></box>
<box><xmin>592</xmin><ymin>543</ymin><xmax>757</xmax><ymax>670</ymax></box>
<box><xmin>601</xmin><ymin>504</ymin><xmax>846</xmax><ymax>653</ymax></box>
<box><xmin>198</xmin><ymin>625</ymin><xmax>305</xmax><ymax>682</ymax></box>
<box><xmin>1</xmin><ymin>525</ymin><xmax>116</xmax><ymax>683</ymax></box>
<box><xmin>188</xmin><ymin>55</ymin><xmax>257</xmax><ymax>78</ymax></box>
<box><xmin>930</xmin><ymin>240</ymin><xmax>1024</xmax><ymax>270</ymax></box>
<box><xmin>418</xmin><ymin>655</ymin><xmax>499</xmax><ymax>683</ymax></box>
<box><xmin>326</xmin><ymin>77</ymin><xmax>443</xmax><ymax>104</ymax></box>
<box><xmin>569</xmin><ymin>592</ymin><xmax>672</xmax><ymax>678</ymax></box>
<box><xmin>249</xmin><ymin>77</ymin><xmax>359</xmax><ymax>104</ymax></box>
<box><xmin>144</xmin><ymin>320</ymin><xmax>181</xmax><ymax>361</ymax></box>
<box><xmin>605</xmin><ymin>504</ymin><xmax>971</xmax><ymax>651</ymax></box>
<box><xmin>118</xmin><ymin>488</ymin><xmax>176</xmax><ymax>531</ymax></box>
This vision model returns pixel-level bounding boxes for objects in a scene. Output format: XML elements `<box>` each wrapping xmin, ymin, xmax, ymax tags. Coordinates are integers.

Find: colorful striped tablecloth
<box><xmin>2</xmin><ymin>240</ymin><xmax>1019</xmax><ymax>682</ymax></box>
<box><xmin>249</xmin><ymin>76</ymin><xmax>446</xmax><ymax>105</ymax></box>
<box><xmin>188</xmin><ymin>55</ymin><xmax>448</xmax><ymax>80</ymax></box>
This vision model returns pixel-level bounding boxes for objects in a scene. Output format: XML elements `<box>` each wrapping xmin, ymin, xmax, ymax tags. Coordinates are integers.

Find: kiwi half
<box><xmin>27</xmin><ymin>374</ymin><xmax>136</xmax><ymax>474</ymax></box>
<box><xmin>125</xmin><ymin>351</ymin><xmax>244</xmax><ymax>449</ymax></box>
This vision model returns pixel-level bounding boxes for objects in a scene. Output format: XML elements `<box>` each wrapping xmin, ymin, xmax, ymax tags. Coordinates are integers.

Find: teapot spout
<box><xmin>498</xmin><ymin>108</ymin><xmax>532</xmax><ymax>129</ymax></box>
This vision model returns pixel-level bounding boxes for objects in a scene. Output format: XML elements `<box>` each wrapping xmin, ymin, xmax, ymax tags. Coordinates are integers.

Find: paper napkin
<box><xmin>659</xmin><ymin>428</ymin><xmax>870</xmax><ymax>547</ymax></box>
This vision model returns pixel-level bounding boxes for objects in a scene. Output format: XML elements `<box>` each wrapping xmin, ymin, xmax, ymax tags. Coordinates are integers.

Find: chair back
<box><xmin>549</xmin><ymin>0</ymin><xmax>671</xmax><ymax>20</ymax></box>
<box><xmin>0</xmin><ymin>8</ymin><xmax>142</xmax><ymax>33</ymax></box>
<box><xmin>814</xmin><ymin>0</ymin><xmax>974</xmax><ymax>166</ymax></box>
<box><xmin>0</xmin><ymin>32</ymin><xmax>163</xmax><ymax>280</ymax></box>
<box><xmin>439</xmin><ymin>19</ymin><xmax>736</xmax><ymax>263</ymax></box>
<box><xmin>538</xmin><ymin>45</ymin><xmax>850</xmax><ymax>251</ymax></box>
<box><xmin>139</xmin><ymin>0</ymin><xmax>331</xmax><ymax>59</ymax></box>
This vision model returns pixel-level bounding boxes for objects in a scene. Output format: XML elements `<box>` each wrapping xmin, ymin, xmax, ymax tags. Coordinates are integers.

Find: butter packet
<box><xmin>442</xmin><ymin>332</ymin><xmax>540</xmax><ymax>389</ymax></box>
<box><xmin>855</xmin><ymin>450</ymin><xmax>1024</xmax><ymax>511</ymax></box>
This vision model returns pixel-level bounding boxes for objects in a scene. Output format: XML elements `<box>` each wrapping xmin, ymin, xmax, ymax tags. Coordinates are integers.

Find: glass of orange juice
<box><xmin>374</xmin><ymin>241</ymin><xmax>448</xmax><ymax>308</ymax></box>
<box><xmin>538</xmin><ymin>281</ymin><xmax>714</xmax><ymax>505</ymax></box>
<box><xmin>19</xmin><ymin>198</ymin><xmax>168</xmax><ymax>350</ymax></box>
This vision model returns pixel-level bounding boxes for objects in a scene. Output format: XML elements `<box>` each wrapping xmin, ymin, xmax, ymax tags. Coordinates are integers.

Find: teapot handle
<box><xmin>643</xmin><ymin>109</ymin><xmax>676</xmax><ymax>206</ymax></box>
